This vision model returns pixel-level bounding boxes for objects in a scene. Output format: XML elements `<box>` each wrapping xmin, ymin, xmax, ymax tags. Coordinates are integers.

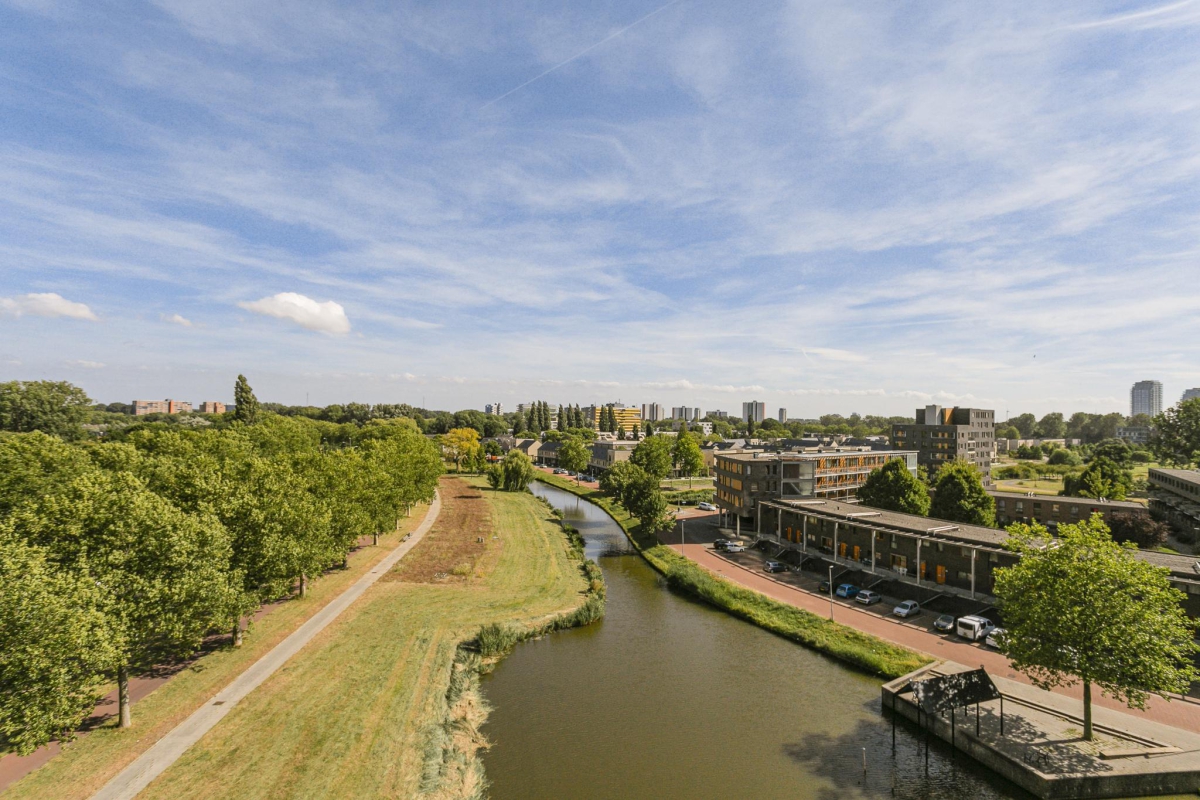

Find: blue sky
<box><xmin>2</xmin><ymin>0</ymin><xmax>1199</xmax><ymax>416</ymax></box>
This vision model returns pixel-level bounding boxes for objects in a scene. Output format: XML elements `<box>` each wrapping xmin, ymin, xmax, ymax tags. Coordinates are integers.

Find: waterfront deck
<box><xmin>885</xmin><ymin>661</ymin><xmax>1200</xmax><ymax>799</ymax></box>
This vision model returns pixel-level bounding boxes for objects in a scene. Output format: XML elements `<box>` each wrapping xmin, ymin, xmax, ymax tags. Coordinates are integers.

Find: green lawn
<box><xmin>4</xmin><ymin>501</ymin><xmax>431</xmax><ymax>800</ymax></box>
<box><xmin>133</xmin><ymin>476</ymin><xmax>587</xmax><ymax>800</ymax></box>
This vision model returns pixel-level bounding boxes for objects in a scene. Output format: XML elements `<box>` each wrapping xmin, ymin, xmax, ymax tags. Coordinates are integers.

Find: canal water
<box><xmin>480</xmin><ymin>483</ymin><xmax>1032</xmax><ymax>799</ymax></box>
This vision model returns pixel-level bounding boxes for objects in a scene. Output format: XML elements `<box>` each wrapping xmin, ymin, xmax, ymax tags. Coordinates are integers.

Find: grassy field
<box><xmin>129</xmin><ymin>476</ymin><xmax>587</xmax><ymax>800</ymax></box>
<box><xmin>534</xmin><ymin>472</ymin><xmax>931</xmax><ymax>679</ymax></box>
<box><xmin>3</xmin><ymin>501</ymin><xmax>431</xmax><ymax>800</ymax></box>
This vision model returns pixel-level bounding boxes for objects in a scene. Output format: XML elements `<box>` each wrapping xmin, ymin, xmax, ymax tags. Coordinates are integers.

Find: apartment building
<box><xmin>132</xmin><ymin>399</ymin><xmax>192</xmax><ymax>415</ymax></box>
<box><xmin>989</xmin><ymin>490</ymin><xmax>1147</xmax><ymax>530</ymax></box>
<box><xmin>1183</xmin><ymin>388</ymin><xmax>1200</xmax><ymax>404</ymax></box>
<box><xmin>198</xmin><ymin>401</ymin><xmax>227</xmax><ymax>414</ymax></box>
<box><xmin>758</xmin><ymin>498</ymin><xmax>1200</xmax><ymax>617</ymax></box>
<box><xmin>584</xmin><ymin>404</ymin><xmax>642</xmax><ymax>431</ymax></box>
<box><xmin>742</xmin><ymin>401</ymin><xmax>765</xmax><ymax>423</ymax></box>
<box><xmin>484</xmin><ymin>402</ymin><xmax>503</xmax><ymax>415</ymax></box>
<box><xmin>1116</xmin><ymin>426</ymin><xmax>1152</xmax><ymax>445</ymax></box>
<box><xmin>890</xmin><ymin>405</ymin><xmax>995</xmax><ymax>478</ymax></box>
<box><xmin>778</xmin><ymin>408</ymin><xmax>787</xmax><ymax>423</ymax></box>
<box><xmin>641</xmin><ymin>403</ymin><xmax>665</xmax><ymax>422</ymax></box>
<box><xmin>671</xmin><ymin>406</ymin><xmax>702</xmax><ymax>421</ymax></box>
<box><xmin>714</xmin><ymin>449</ymin><xmax>918</xmax><ymax>515</ymax></box>
<box><xmin>1131</xmin><ymin>380</ymin><xmax>1163</xmax><ymax>417</ymax></box>
<box><xmin>1149</xmin><ymin>468</ymin><xmax>1200</xmax><ymax>539</ymax></box>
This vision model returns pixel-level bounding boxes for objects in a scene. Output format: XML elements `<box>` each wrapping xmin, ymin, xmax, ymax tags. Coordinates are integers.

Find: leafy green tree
<box><xmin>1092</xmin><ymin>438</ymin><xmax>1133</xmax><ymax>466</ymax></box>
<box><xmin>1151</xmin><ymin>398</ymin><xmax>1200</xmax><ymax>467</ymax></box>
<box><xmin>233</xmin><ymin>374</ymin><xmax>259</xmax><ymax>424</ymax></box>
<box><xmin>1062</xmin><ymin>456</ymin><xmax>1132</xmax><ymax>500</ymax></box>
<box><xmin>622</xmin><ymin>468</ymin><xmax>672</xmax><ymax>535</ymax></box>
<box><xmin>8</xmin><ymin>471</ymin><xmax>240</xmax><ymax>728</ymax></box>
<box><xmin>672</xmin><ymin>433</ymin><xmax>705</xmax><ymax>487</ymax></box>
<box><xmin>995</xmin><ymin>517</ymin><xmax>1198</xmax><ymax>740</ymax></box>
<box><xmin>558</xmin><ymin>437</ymin><xmax>591</xmax><ymax>477</ymax></box>
<box><xmin>995</xmin><ymin>425</ymin><xmax>1021</xmax><ymax>440</ymax></box>
<box><xmin>643</xmin><ymin>420</ymin><xmax>653</xmax><ymax>436</ymax></box>
<box><xmin>442</xmin><ymin>427</ymin><xmax>481</xmax><ymax>472</ymax></box>
<box><xmin>929</xmin><ymin>460</ymin><xmax>995</xmax><ymax>526</ymax></box>
<box><xmin>0</xmin><ymin>533</ymin><xmax>117</xmax><ymax>754</ymax></box>
<box><xmin>0</xmin><ymin>431</ymin><xmax>95</xmax><ymax>517</ymax></box>
<box><xmin>485</xmin><ymin>463</ymin><xmax>502</xmax><ymax>489</ymax></box>
<box><xmin>1108</xmin><ymin>511</ymin><xmax>1171</xmax><ymax>549</ymax></box>
<box><xmin>1035</xmin><ymin>412</ymin><xmax>1066</xmax><ymax>438</ymax></box>
<box><xmin>599</xmin><ymin>460</ymin><xmax>640</xmax><ymax>498</ymax></box>
<box><xmin>1047</xmin><ymin>448</ymin><xmax>1083</xmax><ymax>467</ymax></box>
<box><xmin>1008</xmin><ymin>413</ymin><xmax>1037</xmax><ymax>438</ymax></box>
<box><xmin>630</xmin><ymin>435</ymin><xmax>673</xmax><ymax>480</ymax></box>
<box><xmin>0</xmin><ymin>380</ymin><xmax>92</xmax><ymax>439</ymax></box>
<box><xmin>511</xmin><ymin>411</ymin><xmax>525</xmax><ymax>435</ymax></box>
<box><xmin>500</xmin><ymin>449</ymin><xmax>534</xmax><ymax>491</ymax></box>
<box><xmin>857</xmin><ymin>460</ymin><xmax>930</xmax><ymax>516</ymax></box>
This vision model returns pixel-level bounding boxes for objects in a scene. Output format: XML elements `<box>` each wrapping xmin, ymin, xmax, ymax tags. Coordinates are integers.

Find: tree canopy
<box><xmin>558</xmin><ymin>437</ymin><xmax>591</xmax><ymax>475</ymax></box>
<box><xmin>232</xmin><ymin>374</ymin><xmax>259</xmax><ymax>424</ymax></box>
<box><xmin>630</xmin><ymin>435</ymin><xmax>673</xmax><ymax>480</ymax></box>
<box><xmin>1061</xmin><ymin>456</ymin><xmax>1132</xmax><ymax>501</ymax></box>
<box><xmin>0</xmin><ymin>380</ymin><xmax>92</xmax><ymax>439</ymax></box>
<box><xmin>1151</xmin><ymin>398</ymin><xmax>1200</xmax><ymax>467</ymax></box>
<box><xmin>929</xmin><ymin>460</ymin><xmax>995</xmax><ymax>526</ymax></box>
<box><xmin>994</xmin><ymin>517</ymin><xmax>1198</xmax><ymax>740</ymax></box>
<box><xmin>857</xmin><ymin>459</ymin><xmax>930</xmax><ymax>516</ymax></box>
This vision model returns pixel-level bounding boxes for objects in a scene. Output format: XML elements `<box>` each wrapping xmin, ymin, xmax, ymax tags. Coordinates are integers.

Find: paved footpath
<box><xmin>671</xmin><ymin>541</ymin><xmax>1200</xmax><ymax>735</ymax></box>
<box><xmin>90</xmin><ymin>490</ymin><xmax>443</xmax><ymax>800</ymax></box>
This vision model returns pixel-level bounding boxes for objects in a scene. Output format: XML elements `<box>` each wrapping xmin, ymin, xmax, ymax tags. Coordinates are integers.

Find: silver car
<box><xmin>893</xmin><ymin>600</ymin><xmax>921</xmax><ymax>618</ymax></box>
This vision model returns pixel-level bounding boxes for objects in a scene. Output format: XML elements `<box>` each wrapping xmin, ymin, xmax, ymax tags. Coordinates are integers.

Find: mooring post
<box><xmin>891</xmin><ymin>692</ymin><xmax>896</xmax><ymax>750</ymax></box>
<box><xmin>1000</xmin><ymin>695</ymin><xmax>1005</xmax><ymax>737</ymax></box>
<box><xmin>951</xmin><ymin>707</ymin><xmax>956</xmax><ymax>758</ymax></box>
<box><xmin>976</xmin><ymin>702</ymin><xmax>980</xmax><ymax>736</ymax></box>
<box><xmin>862</xmin><ymin>747</ymin><xmax>867</xmax><ymax>781</ymax></box>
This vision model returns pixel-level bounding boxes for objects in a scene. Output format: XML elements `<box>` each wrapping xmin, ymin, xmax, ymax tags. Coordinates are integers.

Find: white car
<box><xmin>697</xmin><ymin>502</ymin><xmax>717</xmax><ymax>511</ymax></box>
<box><xmin>985</xmin><ymin>628</ymin><xmax>1007</xmax><ymax>649</ymax></box>
<box><xmin>724</xmin><ymin>544</ymin><xmax>746</xmax><ymax>553</ymax></box>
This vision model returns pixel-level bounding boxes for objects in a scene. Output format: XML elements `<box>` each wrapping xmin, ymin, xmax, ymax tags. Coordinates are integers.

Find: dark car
<box><xmin>764</xmin><ymin>560</ymin><xmax>787</xmax><ymax>573</ymax></box>
<box><xmin>933</xmin><ymin>614</ymin><xmax>956</xmax><ymax>633</ymax></box>
<box><xmin>818</xmin><ymin>579</ymin><xmax>832</xmax><ymax>594</ymax></box>
<box><xmin>713</xmin><ymin>538</ymin><xmax>733</xmax><ymax>550</ymax></box>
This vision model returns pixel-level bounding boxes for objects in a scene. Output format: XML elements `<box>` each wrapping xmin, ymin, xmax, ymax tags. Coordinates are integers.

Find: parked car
<box><xmin>855</xmin><ymin>589</ymin><xmax>882</xmax><ymax>605</ymax></box>
<box><xmin>985</xmin><ymin>628</ymin><xmax>1007</xmax><ymax>649</ymax></box>
<box><xmin>835</xmin><ymin>584</ymin><xmax>860</xmax><ymax>598</ymax></box>
<box><xmin>764</xmin><ymin>560</ymin><xmax>787</xmax><ymax>574</ymax></box>
<box><xmin>956</xmin><ymin>615</ymin><xmax>996</xmax><ymax>642</ymax></box>
<box><xmin>697</xmin><ymin>502</ymin><xmax>717</xmax><ymax>511</ymax></box>
<box><xmin>553</xmin><ymin>468</ymin><xmax>567</xmax><ymax>474</ymax></box>
<box><xmin>933</xmin><ymin>614</ymin><xmax>956</xmax><ymax>633</ymax></box>
<box><xmin>818</xmin><ymin>579</ymin><xmax>831</xmax><ymax>594</ymax></box>
<box><xmin>893</xmin><ymin>600</ymin><xmax>921</xmax><ymax>618</ymax></box>
<box><xmin>725</xmin><ymin>544</ymin><xmax>746</xmax><ymax>553</ymax></box>
<box><xmin>713</xmin><ymin>538</ymin><xmax>732</xmax><ymax>550</ymax></box>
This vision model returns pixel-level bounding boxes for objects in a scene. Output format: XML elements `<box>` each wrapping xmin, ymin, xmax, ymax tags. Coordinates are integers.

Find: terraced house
<box><xmin>714</xmin><ymin>448</ymin><xmax>918</xmax><ymax>518</ymax></box>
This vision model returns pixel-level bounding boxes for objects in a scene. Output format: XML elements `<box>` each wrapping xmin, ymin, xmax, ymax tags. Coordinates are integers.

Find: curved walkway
<box><xmin>90</xmin><ymin>490</ymin><xmax>443</xmax><ymax>800</ymax></box>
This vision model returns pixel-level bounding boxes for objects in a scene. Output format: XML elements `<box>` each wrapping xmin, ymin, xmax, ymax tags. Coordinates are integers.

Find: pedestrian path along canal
<box><xmin>480</xmin><ymin>482</ymin><xmax>1031</xmax><ymax>799</ymax></box>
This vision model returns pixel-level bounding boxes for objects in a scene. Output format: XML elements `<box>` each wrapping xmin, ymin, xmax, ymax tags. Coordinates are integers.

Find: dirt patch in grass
<box><xmin>386</xmin><ymin>477</ymin><xmax>493</xmax><ymax>584</ymax></box>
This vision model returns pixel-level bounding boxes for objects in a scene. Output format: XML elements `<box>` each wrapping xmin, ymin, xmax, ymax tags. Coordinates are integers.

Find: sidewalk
<box><xmin>88</xmin><ymin>489</ymin><xmax>442</xmax><ymax>800</ymax></box>
<box><xmin>669</xmin><ymin>541</ymin><xmax>1200</xmax><ymax>734</ymax></box>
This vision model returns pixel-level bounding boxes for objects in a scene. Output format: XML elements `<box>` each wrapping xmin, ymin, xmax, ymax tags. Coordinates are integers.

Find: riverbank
<box><xmin>534</xmin><ymin>472</ymin><xmax>930</xmax><ymax>679</ymax></box>
<box><xmin>1</xmin><ymin>499</ymin><xmax>433</xmax><ymax>799</ymax></box>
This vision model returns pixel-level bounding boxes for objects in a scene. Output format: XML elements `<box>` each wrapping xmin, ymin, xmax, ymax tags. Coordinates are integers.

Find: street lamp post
<box><xmin>829</xmin><ymin>565</ymin><xmax>835</xmax><ymax>620</ymax></box>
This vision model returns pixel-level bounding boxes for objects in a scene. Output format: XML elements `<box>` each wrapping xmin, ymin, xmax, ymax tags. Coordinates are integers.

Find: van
<box><xmin>955</xmin><ymin>615</ymin><xmax>995</xmax><ymax>642</ymax></box>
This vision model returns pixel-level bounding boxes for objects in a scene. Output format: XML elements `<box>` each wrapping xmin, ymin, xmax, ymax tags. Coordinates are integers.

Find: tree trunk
<box><xmin>232</xmin><ymin>618</ymin><xmax>244</xmax><ymax>647</ymax></box>
<box><xmin>373</xmin><ymin>531</ymin><xmax>379</xmax><ymax>546</ymax></box>
<box><xmin>299</xmin><ymin>573</ymin><xmax>308</xmax><ymax>598</ymax></box>
<box><xmin>1083</xmin><ymin>681</ymin><xmax>1093</xmax><ymax>741</ymax></box>
<box><xmin>118</xmin><ymin>665</ymin><xmax>132</xmax><ymax>728</ymax></box>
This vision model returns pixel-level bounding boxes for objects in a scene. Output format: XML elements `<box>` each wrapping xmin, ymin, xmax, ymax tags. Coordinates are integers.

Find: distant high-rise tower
<box><xmin>778</xmin><ymin>408</ymin><xmax>787</xmax><ymax>423</ymax></box>
<box><xmin>742</xmin><ymin>401</ymin><xmax>765</xmax><ymax>423</ymax></box>
<box><xmin>1183</xmin><ymin>388</ymin><xmax>1200</xmax><ymax>404</ymax></box>
<box><xmin>1131</xmin><ymin>381</ymin><xmax>1163</xmax><ymax>417</ymax></box>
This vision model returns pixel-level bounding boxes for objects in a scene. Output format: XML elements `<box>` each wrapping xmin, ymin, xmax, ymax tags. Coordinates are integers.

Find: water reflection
<box><xmin>481</xmin><ymin>483</ymin><xmax>1029</xmax><ymax>799</ymax></box>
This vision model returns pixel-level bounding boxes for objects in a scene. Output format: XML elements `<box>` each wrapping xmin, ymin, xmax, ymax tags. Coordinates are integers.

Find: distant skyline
<box><xmin>3</xmin><ymin>2</ymin><xmax>1200</xmax><ymax>416</ymax></box>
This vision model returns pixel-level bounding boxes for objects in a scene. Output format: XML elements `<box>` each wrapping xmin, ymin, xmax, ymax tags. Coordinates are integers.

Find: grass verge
<box><xmin>535</xmin><ymin>471</ymin><xmax>931</xmax><ymax>679</ymax></box>
<box><xmin>115</xmin><ymin>476</ymin><xmax>595</xmax><ymax>800</ymax></box>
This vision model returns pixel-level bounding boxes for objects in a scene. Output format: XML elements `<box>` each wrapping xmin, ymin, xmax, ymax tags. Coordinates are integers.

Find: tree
<box><xmin>630</xmin><ymin>435</ymin><xmax>673</xmax><ymax>481</ymax></box>
<box><xmin>511</xmin><ymin>411</ymin><xmax>525</xmax><ymax>435</ymax></box>
<box><xmin>857</xmin><ymin>460</ymin><xmax>930</xmax><ymax>516</ymax></box>
<box><xmin>1108</xmin><ymin>512</ymin><xmax>1170</xmax><ymax>549</ymax></box>
<box><xmin>0</xmin><ymin>533</ymin><xmax>117</xmax><ymax>754</ymax></box>
<box><xmin>558</xmin><ymin>437</ymin><xmax>591</xmax><ymax>477</ymax></box>
<box><xmin>1047</xmin><ymin>448</ymin><xmax>1082</xmax><ymax>467</ymax></box>
<box><xmin>1035</xmin><ymin>412</ymin><xmax>1066</xmax><ymax>439</ymax></box>
<box><xmin>1092</xmin><ymin>438</ymin><xmax>1133</xmax><ymax>466</ymax></box>
<box><xmin>233</xmin><ymin>375</ymin><xmax>259</xmax><ymax>424</ymax></box>
<box><xmin>599</xmin><ymin>460</ymin><xmax>640</xmax><ymax>498</ymax></box>
<box><xmin>929</xmin><ymin>460</ymin><xmax>995</xmax><ymax>526</ymax></box>
<box><xmin>442</xmin><ymin>428</ymin><xmax>481</xmax><ymax>472</ymax></box>
<box><xmin>1151</xmin><ymin>398</ymin><xmax>1200</xmax><ymax>467</ymax></box>
<box><xmin>994</xmin><ymin>517</ymin><xmax>1198</xmax><ymax>740</ymax></box>
<box><xmin>0</xmin><ymin>380</ymin><xmax>92</xmax><ymax>439</ymax></box>
<box><xmin>1062</xmin><ymin>456</ymin><xmax>1132</xmax><ymax>501</ymax></box>
<box><xmin>500</xmin><ymin>449</ymin><xmax>534</xmax><ymax>491</ymax></box>
<box><xmin>995</xmin><ymin>425</ymin><xmax>1021</xmax><ymax>441</ymax></box>
<box><xmin>672</xmin><ymin>433</ymin><xmax>705</xmax><ymax>487</ymax></box>
<box><xmin>610</xmin><ymin>463</ymin><xmax>671</xmax><ymax>535</ymax></box>
<box><xmin>1008</xmin><ymin>413</ymin><xmax>1037</xmax><ymax>438</ymax></box>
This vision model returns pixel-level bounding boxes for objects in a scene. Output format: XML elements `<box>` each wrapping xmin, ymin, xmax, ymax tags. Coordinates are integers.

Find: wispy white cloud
<box><xmin>161</xmin><ymin>312</ymin><xmax>193</xmax><ymax>327</ymax></box>
<box><xmin>238</xmin><ymin>292</ymin><xmax>351</xmax><ymax>334</ymax></box>
<box><xmin>66</xmin><ymin>359</ymin><xmax>105</xmax><ymax>368</ymax></box>
<box><xmin>0</xmin><ymin>292</ymin><xmax>97</xmax><ymax>320</ymax></box>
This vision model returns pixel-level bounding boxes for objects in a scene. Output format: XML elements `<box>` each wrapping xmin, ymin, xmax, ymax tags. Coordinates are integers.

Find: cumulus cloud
<box><xmin>162</xmin><ymin>312</ymin><xmax>193</xmax><ymax>327</ymax></box>
<box><xmin>237</xmin><ymin>292</ymin><xmax>351</xmax><ymax>334</ymax></box>
<box><xmin>0</xmin><ymin>293</ymin><xmax>97</xmax><ymax>320</ymax></box>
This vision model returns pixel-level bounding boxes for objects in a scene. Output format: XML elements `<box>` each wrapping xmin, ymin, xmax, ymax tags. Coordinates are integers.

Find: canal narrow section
<box><xmin>480</xmin><ymin>482</ymin><xmax>1030</xmax><ymax>799</ymax></box>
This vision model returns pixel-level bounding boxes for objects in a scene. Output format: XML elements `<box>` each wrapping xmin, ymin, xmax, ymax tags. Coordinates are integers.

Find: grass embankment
<box><xmin>3</xmin><ymin>502</ymin><xmax>431</xmax><ymax>800</ymax></box>
<box><xmin>535</xmin><ymin>472</ymin><xmax>930</xmax><ymax>679</ymax></box>
<box><xmin>118</xmin><ymin>476</ymin><xmax>595</xmax><ymax>800</ymax></box>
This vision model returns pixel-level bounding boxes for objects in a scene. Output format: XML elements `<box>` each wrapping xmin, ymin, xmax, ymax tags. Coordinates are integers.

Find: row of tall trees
<box><xmin>0</xmin><ymin>379</ymin><xmax>443</xmax><ymax>755</ymax></box>
<box><xmin>857</xmin><ymin>459</ymin><xmax>996</xmax><ymax>526</ymax></box>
